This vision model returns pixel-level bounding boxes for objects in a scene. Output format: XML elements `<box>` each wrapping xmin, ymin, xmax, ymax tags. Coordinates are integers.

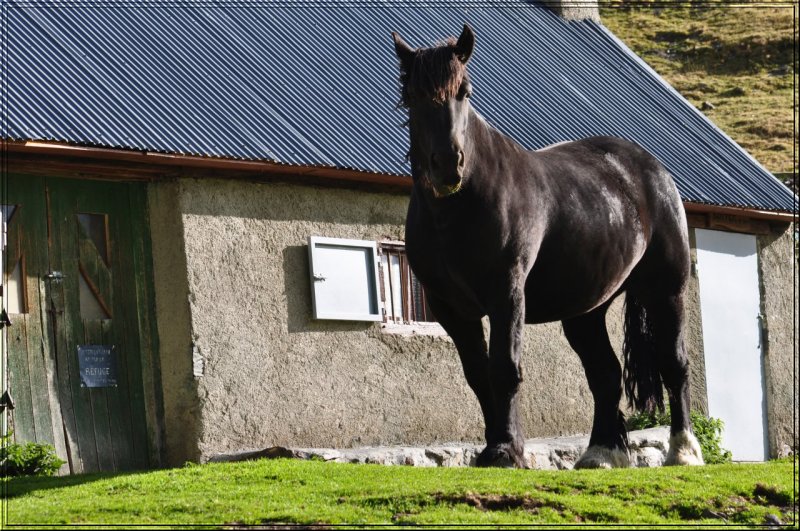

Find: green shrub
<box><xmin>689</xmin><ymin>411</ymin><xmax>733</xmax><ymax>464</ymax></box>
<box><xmin>626</xmin><ymin>408</ymin><xmax>671</xmax><ymax>432</ymax></box>
<box><xmin>626</xmin><ymin>408</ymin><xmax>733</xmax><ymax>464</ymax></box>
<box><xmin>1</xmin><ymin>431</ymin><xmax>65</xmax><ymax>477</ymax></box>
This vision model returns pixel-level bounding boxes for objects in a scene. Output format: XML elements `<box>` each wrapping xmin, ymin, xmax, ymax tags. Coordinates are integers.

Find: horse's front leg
<box><xmin>425</xmin><ymin>293</ymin><xmax>499</xmax><ymax>448</ymax></box>
<box><xmin>477</xmin><ymin>278</ymin><xmax>528</xmax><ymax>469</ymax></box>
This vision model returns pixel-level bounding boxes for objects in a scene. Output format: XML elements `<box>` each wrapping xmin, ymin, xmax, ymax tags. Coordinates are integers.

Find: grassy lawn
<box><xmin>601</xmin><ymin>4</ymin><xmax>796</xmax><ymax>178</ymax></box>
<box><xmin>3</xmin><ymin>457</ymin><xmax>797</xmax><ymax>528</ymax></box>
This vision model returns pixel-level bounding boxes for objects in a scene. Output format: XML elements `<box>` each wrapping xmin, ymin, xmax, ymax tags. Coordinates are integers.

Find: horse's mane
<box><xmin>398</xmin><ymin>37</ymin><xmax>468</xmax><ymax>109</ymax></box>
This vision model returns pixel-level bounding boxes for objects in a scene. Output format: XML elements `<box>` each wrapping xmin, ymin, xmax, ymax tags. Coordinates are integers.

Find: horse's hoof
<box><xmin>476</xmin><ymin>443</ymin><xmax>529</xmax><ymax>469</ymax></box>
<box><xmin>574</xmin><ymin>445</ymin><xmax>631</xmax><ymax>469</ymax></box>
<box><xmin>665</xmin><ymin>430</ymin><xmax>704</xmax><ymax>466</ymax></box>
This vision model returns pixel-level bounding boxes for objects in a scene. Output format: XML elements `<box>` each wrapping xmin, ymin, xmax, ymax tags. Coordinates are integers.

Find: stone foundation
<box><xmin>208</xmin><ymin>427</ymin><xmax>671</xmax><ymax>470</ymax></box>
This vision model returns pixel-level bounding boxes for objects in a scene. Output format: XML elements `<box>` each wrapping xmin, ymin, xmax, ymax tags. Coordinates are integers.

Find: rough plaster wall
<box><xmin>172</xmin><ymin>177</ymin><xmax>709</xmax><ymax>461</ymax></box>
<box><xmin>758</xmin><ymin>224</ymin><xmax>798</xmax><ymax>457</ymax></box>
<box><xmin>147</xmin><ymin>181</ymin><xmax>202</xmax><ymax>466</ymax></box>
<box><xmin>176</xmin><ymin>178</ymin><xmax>601</xmax><ymax>460</ymax></box>
<box><xmin>686</xmin><ymin>229</ymin><xmax>709</xmax><ymax>414</ymax></box>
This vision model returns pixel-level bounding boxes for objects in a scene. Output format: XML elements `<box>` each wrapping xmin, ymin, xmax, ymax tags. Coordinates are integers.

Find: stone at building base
<box><xmin>208</xmin><ymin>426</ymin><xmax>671</xmax><ymax>469</ymax></box>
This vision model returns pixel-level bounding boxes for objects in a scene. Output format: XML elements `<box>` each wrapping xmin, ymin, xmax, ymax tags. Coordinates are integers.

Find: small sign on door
<box><xmin>77</xmin><ymin>345</ymin><xmax>117</xmax><ymax>388</ymax></box>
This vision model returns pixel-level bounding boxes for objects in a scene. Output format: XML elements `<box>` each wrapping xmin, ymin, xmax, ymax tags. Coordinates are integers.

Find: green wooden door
<box><xmin>3</xmin><ymin>175</ymin><xmax>159</xmax><ymax>474</ymax></box>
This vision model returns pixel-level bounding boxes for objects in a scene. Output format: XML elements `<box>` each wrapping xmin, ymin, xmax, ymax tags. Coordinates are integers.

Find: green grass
<box><xmin>600</xmin><ymin>5</ymin><xmax>796</xmax><ymax>178</ymax></box>
<box><xmin>3</xmin><ymin>458</ymin><xmax>797</xmax><ymax>527</ymax></box>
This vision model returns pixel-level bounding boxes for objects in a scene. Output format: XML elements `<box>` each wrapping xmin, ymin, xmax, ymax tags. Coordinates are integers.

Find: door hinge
<box><xmin>0</xmin><ymin>309</ymin><xmax>11</xmax><ymax>329</ymax></box>
<box><xmin>0</xmin><ymin>390</ymin><xmax>15</xmax><ymax>413</ymax></box>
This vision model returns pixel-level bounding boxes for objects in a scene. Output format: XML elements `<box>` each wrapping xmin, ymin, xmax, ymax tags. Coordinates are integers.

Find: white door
<box><xmin>695</xmin><ymin>229</ymin><xmax>767</xmax><ymax>461</ymax></box>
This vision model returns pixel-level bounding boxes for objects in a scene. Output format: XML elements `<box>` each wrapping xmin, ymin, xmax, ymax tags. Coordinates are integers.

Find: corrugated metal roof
<box><xmin>3</xmin><ymin>1</ymin><xmax>796</xmax><ymax>213</ymax></box>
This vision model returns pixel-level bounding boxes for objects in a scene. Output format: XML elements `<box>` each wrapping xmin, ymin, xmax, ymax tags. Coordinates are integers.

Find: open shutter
<box><xmin>307</xmin><ymin>236</ymin><xmax>382</xmax><ymax>321</ymax></box>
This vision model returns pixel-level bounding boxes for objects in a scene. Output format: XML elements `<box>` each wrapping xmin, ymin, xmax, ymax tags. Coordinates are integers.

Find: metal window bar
<box><xmin>378</xmin><ymin>243</ymin><xmax>436</xmax><ymax>324</ymax></box>
<box><xmin>389</xmin><ymin>252</ymin><xmax>403</xmax><ymax>322</ymax></box>
<box><xmin>399</xmin><ymin>252</ymin><xmax>411</xmax><ymax>321</ymax></box>
<box><xmin>410</xmin><ymin>274</ymin><xmax>427</xmax><ymax>322</ymax></box>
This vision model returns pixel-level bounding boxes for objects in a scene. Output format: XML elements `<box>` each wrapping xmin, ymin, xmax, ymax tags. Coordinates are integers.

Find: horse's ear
<box><xmin>392</xmin><ymin>31</ymin><xmax>415</xmax><ymax>72</ymax></box>
<box><xmin>455</xmin><ymin>24</ymin><xmax>475</xmax><ymax>64</ymax></box>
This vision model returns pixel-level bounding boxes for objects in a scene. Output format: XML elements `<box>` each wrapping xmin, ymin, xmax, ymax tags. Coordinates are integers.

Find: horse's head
<box><xmin>392</xmin><ymin>25</ymin><xmax>475</xmax><ymax>198</ymax></box>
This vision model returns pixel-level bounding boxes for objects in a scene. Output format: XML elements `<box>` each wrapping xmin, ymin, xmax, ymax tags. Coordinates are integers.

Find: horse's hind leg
<box><xmin>562</xmin><ymin>302</ymin><xmax>631</xmax><ymax>469</ymax></box>
<box><xmin>645</xmin><ymin>293</ymin><xmax>704</xmax><ymax>466</ymax></box>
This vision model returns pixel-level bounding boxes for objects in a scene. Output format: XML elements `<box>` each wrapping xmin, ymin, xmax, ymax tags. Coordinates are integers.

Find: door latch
<box><xmin>44</xmin><ymin>271</ymin><xmax>64</xmax><ymax>282</ymax></box>
<box><xmin>312</xmin><ymin>273</ymin><xmax>326</xmax><ymax>282</ymax></box>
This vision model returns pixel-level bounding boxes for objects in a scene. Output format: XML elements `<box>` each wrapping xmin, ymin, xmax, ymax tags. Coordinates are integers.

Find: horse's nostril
<box><xmin>457</xmin><ymin>150</ymin><xmax>465</xmax><ymax>168</ymax></box>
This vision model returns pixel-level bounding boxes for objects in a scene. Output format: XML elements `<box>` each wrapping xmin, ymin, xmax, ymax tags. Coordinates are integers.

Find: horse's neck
<box><xmin>468</xmin><ymin>110</ymin><xmax>525</xmax><ymax>162</ymax></box>
<box><xmin>464</xmin><ymin>109</ymin><xmax>528</xmax><ymax>185</ymax></box>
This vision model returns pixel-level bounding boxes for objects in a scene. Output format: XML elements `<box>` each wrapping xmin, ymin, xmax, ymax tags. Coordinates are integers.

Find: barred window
<box><xmin>378</xmin><ymin>242</ymin><xmax>435</xmax><ymax>324</ymax></box>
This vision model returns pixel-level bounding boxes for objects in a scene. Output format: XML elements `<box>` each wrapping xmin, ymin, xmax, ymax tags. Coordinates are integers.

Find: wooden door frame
<box><xmin>125</xmin><ymin>182</ymin><xmax>165</xmax><ymax>469</ymax></box>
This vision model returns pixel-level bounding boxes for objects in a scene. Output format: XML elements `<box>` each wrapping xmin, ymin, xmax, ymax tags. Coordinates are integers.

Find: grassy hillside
<box><xmin>600</xmin><ymin>4</ymin><xmax>796</xmax><ymax>184</ymax></box>
<box><xmin>4</xmin><ymin>457</ymin><xmax>797</xmax><ymax>526</ymax></box>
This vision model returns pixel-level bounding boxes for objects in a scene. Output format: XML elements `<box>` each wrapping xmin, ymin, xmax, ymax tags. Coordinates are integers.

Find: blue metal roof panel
<box><xmin>4</xmin><ymin>1</ymin><xmax>796</xmax><ymax>213</ymax></box>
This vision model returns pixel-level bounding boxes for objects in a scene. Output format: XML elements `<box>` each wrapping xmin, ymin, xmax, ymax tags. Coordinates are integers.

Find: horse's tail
<box><xmin>623</xmin><ymin>293</ymin><xmax>665</xmax><ymax>414</ymax></box>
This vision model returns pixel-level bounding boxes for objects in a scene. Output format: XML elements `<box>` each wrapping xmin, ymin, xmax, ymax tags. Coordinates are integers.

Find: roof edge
<box><xmin>4</xmin><ymin>140</ymin><xmax>410</xmax><ymax>189</ymax></box>
<box><xmin>683</xmin><ymin>201</ymin><xmax>796</xmax><ymax>223</ymax></box>
<box><xmin>4</xmin><ymin>141</ymin><xmax>795</xmax><ymax>222</ymax></box>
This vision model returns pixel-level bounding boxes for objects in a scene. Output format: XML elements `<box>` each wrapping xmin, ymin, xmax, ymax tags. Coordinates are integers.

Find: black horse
<box><xmin>392</xmin><ymin>25</ymin><xmax>704</xmax><ymax>469</ymax></box>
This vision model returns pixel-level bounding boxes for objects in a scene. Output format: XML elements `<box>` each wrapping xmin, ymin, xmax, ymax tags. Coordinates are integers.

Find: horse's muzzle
<box><xmin>432</xmin><ymin>178</ymin><xmax>463</xmax><ymax>198</ymax></box>
<box><xmin>427</xmin><ymin>148</ymin><xmax>465</xmax><ymax>197</ymax></box>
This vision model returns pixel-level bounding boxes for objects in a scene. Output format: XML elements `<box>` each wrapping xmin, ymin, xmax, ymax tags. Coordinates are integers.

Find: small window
<box><xmin>1</xmin><ymin>204</ymin><xmax>16</xmax><ymax>251</ymax></box>
<box><xmin>378</xmin><ymin>242</ymin><xmax>435</xmax><ymax>324</ymax></box>
<box><xmin>79</xmin><ymin>272</ymin><xmax>111</xmax><ymax>320</ymax></box>
<box><xmin>2</xmin><ymin>204</ymin><xmax>26</xmax><ymax>313</ymax></box>
<box><xmin>77</xmin><ymin>213</ymin><xmax>110</xmax><ymax>266</ymax></box>
<box><xmin>5</xmin><ymin>255</ymin><xmax>26</xmax><ymax>314</ymax></box>
<box><xmin>308</xmin><ymin>236</ymin><xmax>382</xmax><ymax>321</ymax></box>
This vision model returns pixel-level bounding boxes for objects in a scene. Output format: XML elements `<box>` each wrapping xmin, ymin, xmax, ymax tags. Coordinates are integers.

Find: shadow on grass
<box><xmin>3</xmin><ymin>467</ymin><xmax>158</xmax><ymax>499</ymax></box>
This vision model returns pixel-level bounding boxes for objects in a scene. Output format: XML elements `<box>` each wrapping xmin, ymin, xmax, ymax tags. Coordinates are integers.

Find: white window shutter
<box><xmin>308</xmin><ymin>236</ymin><xmax>382</xmax><ymax>321</ymax></box>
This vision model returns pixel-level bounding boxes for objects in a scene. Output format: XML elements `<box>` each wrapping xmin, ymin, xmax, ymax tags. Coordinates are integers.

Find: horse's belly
<box><xmin>523</xmin><ymin>286</ymin><xmax>621</xmax><ymax>324</ymax></box>
<box><xmin>523</xmin><ymin>252</ymin><xmax>638</xmax><ymax>323</ymax></box>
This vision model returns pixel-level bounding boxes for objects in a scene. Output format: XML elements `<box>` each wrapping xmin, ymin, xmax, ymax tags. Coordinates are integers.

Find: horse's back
<box><xmin>522</xmin><ymin>136</ymin><xmax>688</xmax><ymax>322</ymax></box>
<box><xmin>533</xmin><ymin>136</ymin><xmax>685</xmax><ymax>235</ymax></box>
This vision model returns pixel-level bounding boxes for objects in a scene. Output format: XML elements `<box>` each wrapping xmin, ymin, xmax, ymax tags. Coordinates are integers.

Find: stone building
<box><xmin>1</xmin><ymin>1</ymin><xmax>796</xmax><ymax>473</ymax></box>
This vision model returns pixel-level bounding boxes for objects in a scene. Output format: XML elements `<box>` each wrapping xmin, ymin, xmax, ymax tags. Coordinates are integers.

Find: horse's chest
<box><xmin>407</xmin><ymin>196</ymin><xmax>510</xmax><ymax>316</ymax></box>
<box><xmin>438</xmin><ymin>237</ymin><xmax>502</xmax><ymax>301</ymax></box>
<box><xmin>406</xmin><ymin>237</ymin><xmax>492</xmax><ymax>319</ymax></box>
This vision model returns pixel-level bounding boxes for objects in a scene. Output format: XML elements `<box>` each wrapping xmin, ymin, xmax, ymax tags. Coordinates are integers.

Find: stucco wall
<box><xmin>758</xmin><ymin>224</ymin><xmax>798</xmax><ymax>457</ymax></box>
<box><xmin>686</xmin><ymin>229</ymin><xmax>709</xmax><ymax>414</ymax></box>
<box><xmin>148</xmin><ymin>177</ymin><xmax>713</xmax><ymax>463</ymax></box>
